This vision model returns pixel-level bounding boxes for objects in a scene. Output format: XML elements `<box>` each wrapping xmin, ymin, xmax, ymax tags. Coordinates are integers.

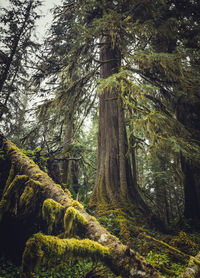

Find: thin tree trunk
<box><xmin>0</xmin><ymin>1</ymin><xmax>34</xmax><ymax>120</ymax></box>
<box><xmin>60</xmin><ymin>116</ymin><xmax>74</xmax><ymax>185</ymax></box>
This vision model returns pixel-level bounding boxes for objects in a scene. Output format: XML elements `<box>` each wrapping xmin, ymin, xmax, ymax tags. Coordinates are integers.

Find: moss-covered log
<box><xmin>22</xmin><ymin>233</ymin><xmax>111</xmax><ymax>278</ymax></box>
<box><xmin>0</xmin><ymin>133</ymin><xmax>161</xmax><ymax>277</ymax></box>
<box><xmin>180</xmin><ymin>252</ymin><xmax>200</xmax><ymax>278</ymax></box>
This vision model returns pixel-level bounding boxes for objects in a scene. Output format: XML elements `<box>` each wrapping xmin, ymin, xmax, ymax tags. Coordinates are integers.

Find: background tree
<box><xmin>30</xmin><ymin>0</ymin><xmax>200</xmax><ymax>223</ymax></box>
<box><xmin>0</xmin><ymin>0</ymin><xmax>41</xmax><ymax>138</ymax></box>
<box><xmin>131</xmin><ymin>0</ymin><xmax>200</xmax><ymax>224</ymax></box>
<box><xmin>1</xmin><ymin>0</ymin><xmax>200</xmax><ymax>277</ymax></box>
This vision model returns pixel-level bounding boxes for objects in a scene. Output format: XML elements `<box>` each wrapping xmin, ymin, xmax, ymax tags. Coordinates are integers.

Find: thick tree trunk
<box><xmin>0</xmin><ymin>134</ymin><xmax>161</xmax><ymax>278</ymax></box>
<box><xmin>176</xmin><ymin>97</ymin><xmax>200</xmax><ymax>222</ymax></box>
<box><xmin>90</xmin><ymin>36</ymin><xmax>147</xmax><ymax>213</ymax></box>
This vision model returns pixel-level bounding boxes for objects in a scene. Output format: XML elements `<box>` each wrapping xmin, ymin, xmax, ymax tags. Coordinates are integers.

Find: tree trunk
<box><xmin>176</xmin><ymin>97</ymin><xmax>200</xmax><ymax>222</ymax></box>
<box><xmin>47</xmin><ymin>157</ymin><xmax>61</xmax><ymax>184</ymax></box>
<box><xmin>90</xmin><ymin>36</ymin><xmax>148</xmax><ymax>213</ymax></box>
<box><xmin>60</xmin><ymin>115</ymin><xmax>74</xmax><ymax>186</ymax></box>
<box><xmin>0</xmin><ymin>133</ymin><xmax>161</xmax><ymax>278</ymax></box>
<box><xmin>180</xmin><ymin>252</ymin><xmax>200</xmax><ymax>278</ymax></box>
<box><xmin>0</xmin><ymin>1</ymin><xmax>34</xmax><ymax>119</ymax></box>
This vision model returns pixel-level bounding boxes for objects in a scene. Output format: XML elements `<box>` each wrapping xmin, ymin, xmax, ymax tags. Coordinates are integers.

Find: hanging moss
<box><xmin>64</xmin><ymin>206</ymin><xmax>88</xmax><ymax>237</ymax></box>
<box><xmin>19</xmin><ymin>185</ymin><xmax>34</xmax><ymax>208</ymax></box>
<box><xmin>42</xmin><ymin>198</ymin><xmax>64</xmax><ymax>234</ymax></box>
<box><xmin>3</xmin><ymin>175</ymin><xmax>28</xmax><ymax>197</ymax></box>
<box><xmin>29</xmin><ymin>179</ymin><xmax>43</xmax><ymax>190</ymax></box>
<box><xmin>3</xmin><ymin>163</ymin><xmax>15</xmax><ymax>194</ymax></box>
<box><xmin>22</xmin><ymin>232</ymin><xmax>111</xmax><ymax>278</ymax></box>
<box><xmin>0</xmin><ymin>175</ymin><xmax>29</xmax><ymax>221</ymax></box>
<box><xmin>22</xmin><ymin>235</ymin><xmax>44</xmax><ymax>278</ymax></box>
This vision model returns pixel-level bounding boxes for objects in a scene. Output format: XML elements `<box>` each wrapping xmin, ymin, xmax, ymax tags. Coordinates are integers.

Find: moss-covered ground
<box><xmin>95</xmin><ymin>210</ymin><xmax>200</xmax><ymax>278</ymax></box>
<box><xmin>0</xmin><ymin>260</ymin><xmax>117</xmax><ymax>278</ymax></box>
<box><xmin>1</xmin><ymin>143</ymin><xmax>200</xmax><ymax>278</ymax></box>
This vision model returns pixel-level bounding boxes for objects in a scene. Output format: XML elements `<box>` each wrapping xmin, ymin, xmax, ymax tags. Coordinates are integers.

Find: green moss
<box><xmin>7</xmin><ymin>145</ymin><xmax>41</xmax><ymax>173</ymax></box>
<box><xmin>32</xmin><ymin>173</ymin><xmax>44</xmax><ymax>180</ymax></box>
<box><xmin>90</xmin><ymin>216</ymin><xmax>97</xmax><ymax>221</ymax></box>
<box><xmin>71</xmin><ymin>200</ymin><xmax>84</xmax><ymax>210</ymax></box>
<box><xmin>170</xmin><ymin>232</ymin><xmax>198</xmax><ymax>256</ymax></box>
<box><xmin>30</xmin><ymin>179</ymin><xmax>43</xmax><ymax>189</ymax></box>
<box><xmin>19</xmin><ymin>185</ymin><xmax>34</xmax><ymax>208</ymax></box>
<box><xmin>7</xmin><ymin>146</ymin><xmax>19</xmax><ymax>155</ymax></box>
<box><xmin>119</xmin><ymin>219</ymin><xmax>131</xmax><ymax>242</ymax></box>
<box><xmin>22</xmin><ymin>233</ymin><xmax>111</xmax><ymax>277</ymax></box>
<box><xmin>22</xmin><ymin>236</ymin><xmax>44</xmax><ymax>278</ymax></box>
<box><xmin>64</xmin><ymin>187</ymin><xmax>72</xmax><ymax>198</ymax></box>
<box><xmin>184</xmin><ymin>255</ymin><xmax>200</xmax><ymax>277</ymax></box>
<box><xmin>42</xmin><ymin>199</ymin><xmax>64</xmax><ymax>234</ymax></box>
<box><xmin>0</xmin><ymin>175</ymin><xmax>29</xmax><ymax>221</ymax></box>
<box><xmin>3</xmin><ymin>164</ymin><xmax>15</xmax><ymax>194</ymax></box>
<box><xmin>4</xmin><ymin>175</ymin><xmax>28</xmax><ymax>197</ymax></box>
<box><xmin>64</xmin><ymin>207</ymin><xmax>88</xmax><ymax>237</ymax></box>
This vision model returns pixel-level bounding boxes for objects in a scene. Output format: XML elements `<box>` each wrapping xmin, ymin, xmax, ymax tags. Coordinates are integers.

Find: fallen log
<box><xmin>180</xmin><ymin>252</ymin><xmax>200</xmax><ymax>278</ymax></box>
<box><xmin>0</xmin><ymin>134</ymin><xmax>162</xmax><ymax>277</ymax></box>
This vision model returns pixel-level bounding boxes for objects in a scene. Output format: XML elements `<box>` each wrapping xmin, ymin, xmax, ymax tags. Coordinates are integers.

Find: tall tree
<box><xmin>90</xmin><ymin>35</ymin><xmax>146</xmax><ymax>212</ymax></box>
<box><xmin>0</xmin><ymin>0</ymin><xmax>41</xmax><ymax>131</ymax></box>
<box><xmin>134</xmin><ymin>0</ymin><xmax>200</xmax><ymax>223</ymax></box>
<box><xmin>115</xmin><ymin>0</ymin><xmax>200</xmax><ymax>224</ymax></box>
<box><xmin>42</xmin><ymin>0</ymin><xmax>160</xmax><ymax>215</ymax></box>
<box><xmin>172</xmin><ymin>0</ymin><xmax>200</xmax><ymax>223</ymax></box>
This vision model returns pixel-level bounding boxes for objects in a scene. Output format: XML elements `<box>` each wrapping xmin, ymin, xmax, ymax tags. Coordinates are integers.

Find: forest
<box><xmin>0</xmin><ymin>0</ymin><xmax>200</xmax><ymax>277</ymax></box>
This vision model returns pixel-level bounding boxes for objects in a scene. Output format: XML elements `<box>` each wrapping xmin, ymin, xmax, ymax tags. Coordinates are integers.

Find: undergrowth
<box><xmin>95</xmin><ymin>211</ymin><xmax>200</xmax><ymax>278</ymax></box>
<box><xmin>0</xmin><ymin>260</ymin><xmax>116</xmax><ymax>278</ymax></box>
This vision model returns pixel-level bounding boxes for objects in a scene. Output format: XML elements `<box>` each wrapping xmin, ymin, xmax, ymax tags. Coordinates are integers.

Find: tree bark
<box><xmin>180</xmin><ymin>252</ymin><xmax>200</xmax><ymax>278</ymax></box>
<box><xmin>176</xmin><ymin>97</ymin><xmax>200</xmax><ymax>222</ymax></box>
<box><xmin>0</xmin><ymin>133</ymin><xmax>161</xmax><ymax>278</ymax></box>
<box><xmin>90</xmin><ymin>36</ymin><xmax>148</xmax><ymax>213</ymax></box>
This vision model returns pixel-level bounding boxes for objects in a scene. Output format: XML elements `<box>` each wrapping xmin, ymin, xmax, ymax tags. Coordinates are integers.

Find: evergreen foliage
<box><xmin>0</xmin><ymin>0</ymin><xmax>42</xmax><ymax>139</ymax></box>
<box><xmin>1</xmin><ymin>0</ymin><xmax>200</xmax><ymax>277</ymax></box>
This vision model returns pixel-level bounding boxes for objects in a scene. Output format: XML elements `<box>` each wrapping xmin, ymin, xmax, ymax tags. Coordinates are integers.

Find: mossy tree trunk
<box><xmin>90</xmin><ymin>36</ymin><xmax>148</xmax><ymax>214</ymax></box>
<box><xmin>0</xmin><ymin>133</ymin><xmax>161</xmax><ymax>278</ymax></box>
<box><xmin>180</xmin><ymin>252</ymin><xmax>200</xmax><ymax>278</ymax></box>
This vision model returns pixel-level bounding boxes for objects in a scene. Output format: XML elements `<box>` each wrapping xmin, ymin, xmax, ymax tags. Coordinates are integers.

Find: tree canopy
<box><xmin>0</xmin><ymin>0</ymin><xmax>200</xmax><ymax>277</ymax></box>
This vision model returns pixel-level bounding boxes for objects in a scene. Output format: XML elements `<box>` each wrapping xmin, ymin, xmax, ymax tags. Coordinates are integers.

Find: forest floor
<box><xmin>1</xmin><ymin>209</ymin><xmax>200</xmax><ymax>278</ymax></box>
